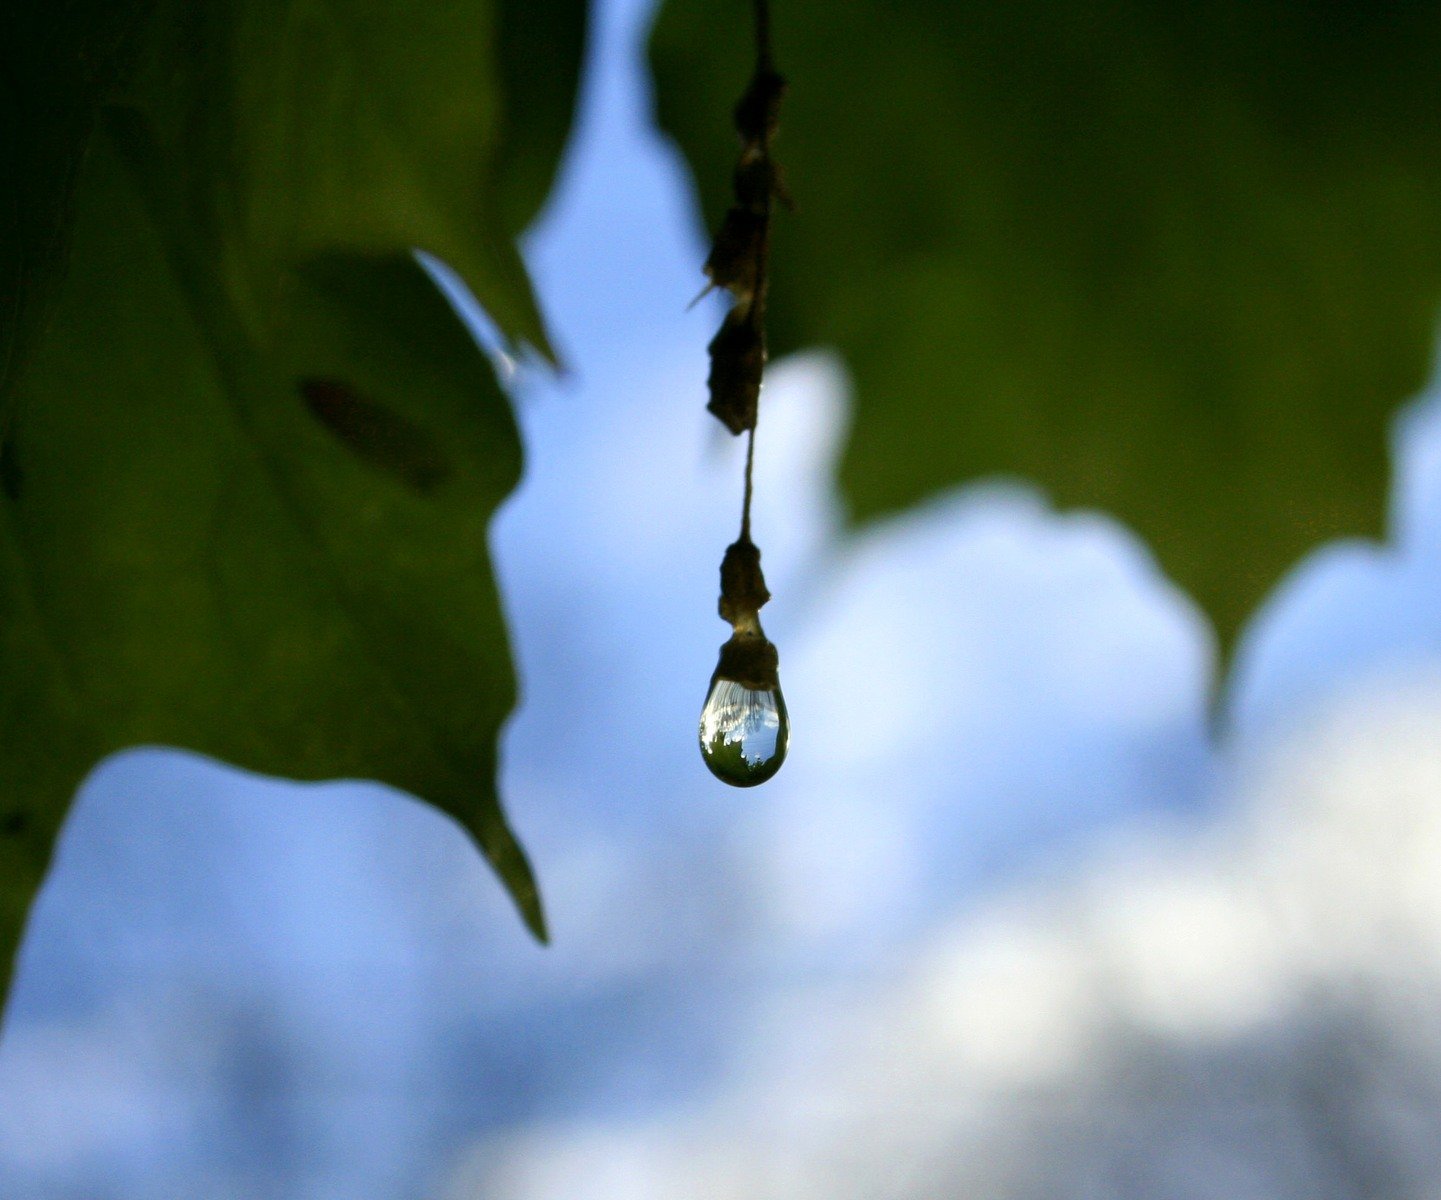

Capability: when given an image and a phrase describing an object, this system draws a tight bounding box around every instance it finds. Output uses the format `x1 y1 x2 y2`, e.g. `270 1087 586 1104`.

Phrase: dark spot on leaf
1 436 22 501
299 378 451 494
1 809 28 838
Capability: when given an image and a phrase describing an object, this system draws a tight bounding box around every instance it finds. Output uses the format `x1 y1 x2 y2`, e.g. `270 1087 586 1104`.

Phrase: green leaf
1 0 588 1012
0 0 151 416
649 0 1441 654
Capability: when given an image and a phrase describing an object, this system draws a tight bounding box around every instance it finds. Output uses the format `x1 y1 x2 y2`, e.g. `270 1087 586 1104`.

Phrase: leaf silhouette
0 0 587 1012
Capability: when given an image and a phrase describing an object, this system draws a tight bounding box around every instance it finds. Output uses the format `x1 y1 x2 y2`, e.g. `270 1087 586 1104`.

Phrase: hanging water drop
699 675 789 787
699 626 788 786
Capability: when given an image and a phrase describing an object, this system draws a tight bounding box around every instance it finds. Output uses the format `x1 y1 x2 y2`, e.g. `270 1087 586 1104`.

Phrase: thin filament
740 425 756 543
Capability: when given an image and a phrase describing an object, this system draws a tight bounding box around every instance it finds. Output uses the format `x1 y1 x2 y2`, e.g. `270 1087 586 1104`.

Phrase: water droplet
699 676 789 787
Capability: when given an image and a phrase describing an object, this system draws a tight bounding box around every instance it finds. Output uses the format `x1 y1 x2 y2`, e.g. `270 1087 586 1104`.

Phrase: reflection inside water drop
699 677 789 787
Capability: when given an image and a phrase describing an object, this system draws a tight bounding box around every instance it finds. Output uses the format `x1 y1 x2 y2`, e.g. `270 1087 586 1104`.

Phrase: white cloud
447 679 1441 1200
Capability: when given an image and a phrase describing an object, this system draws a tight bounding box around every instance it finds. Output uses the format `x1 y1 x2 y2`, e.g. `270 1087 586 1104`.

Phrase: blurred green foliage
650 0 1441 654
0 0 587 1014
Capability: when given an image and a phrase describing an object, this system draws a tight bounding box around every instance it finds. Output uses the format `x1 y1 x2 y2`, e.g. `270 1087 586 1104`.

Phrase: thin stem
740 424 756 543
739 0 775 546
753 0 772 69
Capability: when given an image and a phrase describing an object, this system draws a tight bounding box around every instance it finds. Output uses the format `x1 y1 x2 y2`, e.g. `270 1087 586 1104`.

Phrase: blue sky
7 0 1441 1196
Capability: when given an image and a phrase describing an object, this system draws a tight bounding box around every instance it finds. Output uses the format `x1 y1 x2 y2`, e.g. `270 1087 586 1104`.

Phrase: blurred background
8 0 1441 1196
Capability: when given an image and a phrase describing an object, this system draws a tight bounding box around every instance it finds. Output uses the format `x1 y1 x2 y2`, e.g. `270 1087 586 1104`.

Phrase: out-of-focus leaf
0 1 150 417
1 0 588 1014
650 0 1441 654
